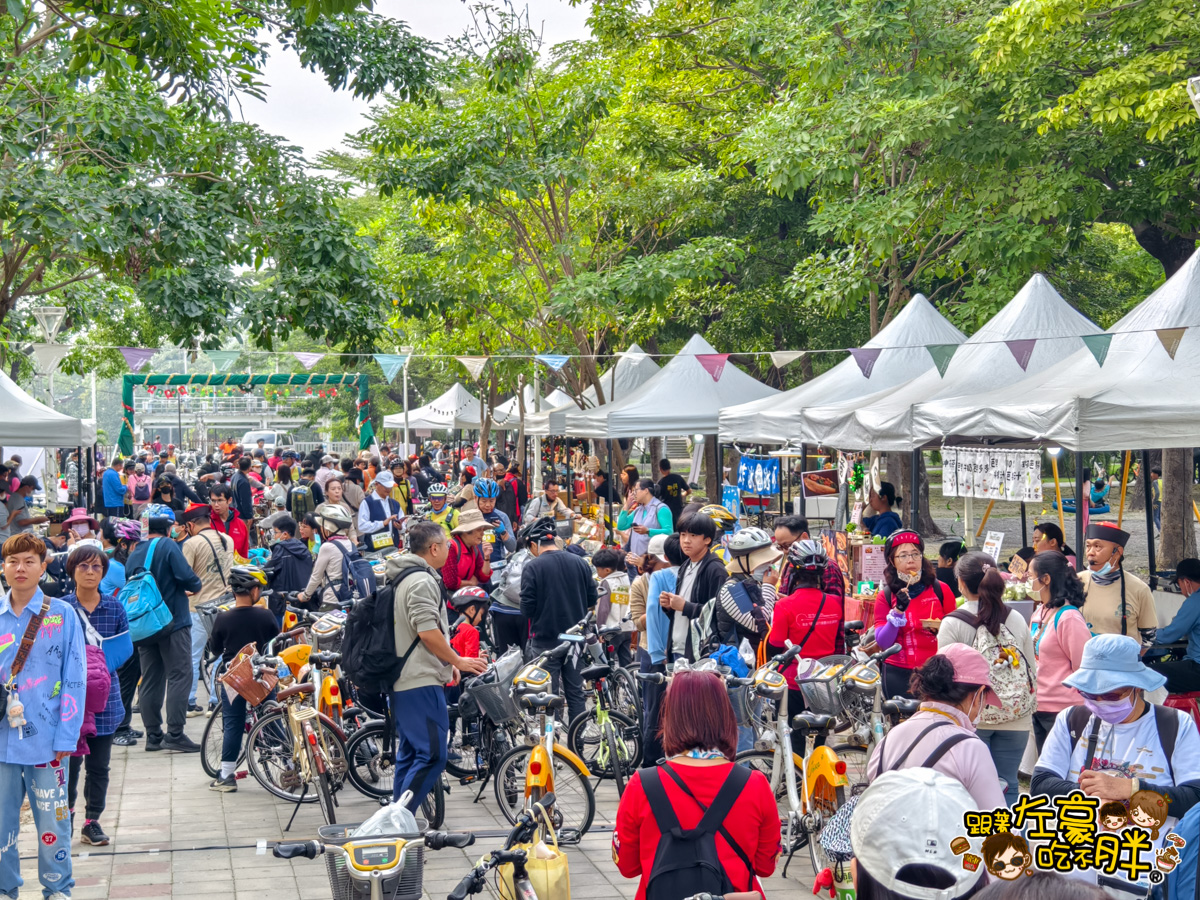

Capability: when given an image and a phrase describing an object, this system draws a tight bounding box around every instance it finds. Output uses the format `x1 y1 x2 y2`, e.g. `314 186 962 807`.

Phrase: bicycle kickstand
284 782 310 833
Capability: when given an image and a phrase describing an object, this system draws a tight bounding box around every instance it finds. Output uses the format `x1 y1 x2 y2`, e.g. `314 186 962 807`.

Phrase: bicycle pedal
459 777 476 785
235 771 249 780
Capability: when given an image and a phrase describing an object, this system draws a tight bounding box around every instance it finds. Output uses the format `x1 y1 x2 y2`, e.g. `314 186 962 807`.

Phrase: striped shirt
64 593 127 736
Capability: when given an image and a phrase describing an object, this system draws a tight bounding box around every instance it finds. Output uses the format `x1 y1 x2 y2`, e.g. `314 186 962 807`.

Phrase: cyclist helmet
884 530 925 562
143 503 175 522
449 586 490 609
787 539 828 571
313 503 353 535
472 477 500 499
229 565 269 593
427 483 450 499
696 504 737 533
112 519 142 542
726 526 772 557
517 517 557 547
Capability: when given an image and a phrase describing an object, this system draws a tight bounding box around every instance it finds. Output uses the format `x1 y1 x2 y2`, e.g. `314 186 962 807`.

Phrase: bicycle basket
195 600 223 637
469 681 521 724
797 655 853 717
317 824 423 900
217 642 278 706
728 682 753 727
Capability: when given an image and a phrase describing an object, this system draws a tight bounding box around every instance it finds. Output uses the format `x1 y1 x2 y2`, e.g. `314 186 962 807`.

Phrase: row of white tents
432 246 1200 454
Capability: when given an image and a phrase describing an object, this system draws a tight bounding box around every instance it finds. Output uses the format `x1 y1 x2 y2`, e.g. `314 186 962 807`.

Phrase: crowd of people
6 432 1200 900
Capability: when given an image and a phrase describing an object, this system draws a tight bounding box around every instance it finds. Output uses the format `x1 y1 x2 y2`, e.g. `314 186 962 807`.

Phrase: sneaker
145 735 164 752
80 820 110 846
206 702 218 718
186 703 204 718
112 732 138 747
162 733 201 753
209 776 237 793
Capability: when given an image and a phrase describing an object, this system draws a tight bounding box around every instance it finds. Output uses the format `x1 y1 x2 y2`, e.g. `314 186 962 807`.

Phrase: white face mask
751 564 772 583
966 688 986 727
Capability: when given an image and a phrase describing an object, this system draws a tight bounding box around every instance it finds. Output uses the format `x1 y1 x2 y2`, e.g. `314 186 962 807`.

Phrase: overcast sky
242 1 593 160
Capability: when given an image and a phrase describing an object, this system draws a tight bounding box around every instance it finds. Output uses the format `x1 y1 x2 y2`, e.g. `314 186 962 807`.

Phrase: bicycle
448 794 557 900
733 644 852 880
444 646 526 799
492 639 596 839
274 829 475 900
565 642 642 794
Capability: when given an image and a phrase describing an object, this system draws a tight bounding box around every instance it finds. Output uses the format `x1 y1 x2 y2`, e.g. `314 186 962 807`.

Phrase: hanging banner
926 344 958 378
535 354 570 371
206 350 241 373
120 347 156 372
736 455 780 496
456 356 490 380
696 353 730 382
849 348 882 379
769 350 805 369
1004 339 1037 371
941 448 958 497
30 343 68 375
1081 334 1112 368
1156 327 1185 360
373 354 408 384
293 352 325 370
940 446 1042 503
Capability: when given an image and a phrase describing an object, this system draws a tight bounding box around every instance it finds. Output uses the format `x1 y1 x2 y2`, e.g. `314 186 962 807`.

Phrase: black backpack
640 762 754 900
329 540 378 603
341 567 426 694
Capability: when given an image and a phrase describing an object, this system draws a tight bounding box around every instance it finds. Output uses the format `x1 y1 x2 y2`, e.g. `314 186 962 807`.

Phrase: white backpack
972 622 1035 726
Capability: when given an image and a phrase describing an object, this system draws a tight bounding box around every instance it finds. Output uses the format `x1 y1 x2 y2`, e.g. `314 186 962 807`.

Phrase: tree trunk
887 451 944 538
1131 223 1196 279
1159 448 1196 569
704 435 721 502
1128 450 1162 511
649 438 663 480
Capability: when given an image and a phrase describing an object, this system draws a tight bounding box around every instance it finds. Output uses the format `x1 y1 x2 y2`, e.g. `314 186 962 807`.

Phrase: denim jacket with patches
0 589 87 764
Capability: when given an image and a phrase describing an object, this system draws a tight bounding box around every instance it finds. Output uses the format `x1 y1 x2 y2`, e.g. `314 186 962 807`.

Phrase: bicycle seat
597 625 624 638
311 651 341 666
843 620 864 632
792 712 835 733
518 692 565 711
580 664 612 682
883 698 920 718
276 683 316 701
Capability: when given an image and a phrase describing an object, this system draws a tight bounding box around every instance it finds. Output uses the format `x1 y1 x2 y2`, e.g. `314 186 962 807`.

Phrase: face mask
1093 560 1113 578
751 565 771 584
1083 694 1135 724
963 689 985 729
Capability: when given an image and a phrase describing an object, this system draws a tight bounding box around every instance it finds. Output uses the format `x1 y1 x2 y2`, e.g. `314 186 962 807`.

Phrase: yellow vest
430 506 459 535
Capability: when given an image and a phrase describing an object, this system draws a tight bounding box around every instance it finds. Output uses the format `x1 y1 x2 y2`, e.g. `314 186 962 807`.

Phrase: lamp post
31 305 67 407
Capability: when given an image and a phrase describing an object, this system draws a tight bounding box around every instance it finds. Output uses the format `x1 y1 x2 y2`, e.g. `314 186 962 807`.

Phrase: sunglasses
74 563 104 574
1078 689 1131 702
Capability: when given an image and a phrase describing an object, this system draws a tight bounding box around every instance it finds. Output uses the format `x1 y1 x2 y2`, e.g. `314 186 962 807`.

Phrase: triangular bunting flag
30 343 68 375
925 344 958 378
206 350 241 373
293 352 325 371
849 348 882 379
120 347 156 372
373 354 408 384
456 356 490 380
1082 333 1113 367
535 354 570 371
696 353 730 382
769 350 805 369
1156 327 1186 360
1005 339 1037 371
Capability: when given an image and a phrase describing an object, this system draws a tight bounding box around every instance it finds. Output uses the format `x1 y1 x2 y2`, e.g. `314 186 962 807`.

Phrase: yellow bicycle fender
279 643 311 678
804 745 850 796
525 744 553 793
320 681 342 717
552 746 592 778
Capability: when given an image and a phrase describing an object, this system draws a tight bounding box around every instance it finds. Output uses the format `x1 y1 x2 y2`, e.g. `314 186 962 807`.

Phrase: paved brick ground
12 713 816 899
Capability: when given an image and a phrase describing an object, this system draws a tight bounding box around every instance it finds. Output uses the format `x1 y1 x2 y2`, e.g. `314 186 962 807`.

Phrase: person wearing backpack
1032 635 1200 898
613 670 779 900
387 521 487 811
179 503 235 716
298 505 356 608
866 645 1007 809
1027 550 1091 752
286 467 323 519
124 510 204 752
937 550 1037 806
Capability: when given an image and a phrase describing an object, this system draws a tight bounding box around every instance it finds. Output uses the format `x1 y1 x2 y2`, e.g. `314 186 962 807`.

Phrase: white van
240 430 294 454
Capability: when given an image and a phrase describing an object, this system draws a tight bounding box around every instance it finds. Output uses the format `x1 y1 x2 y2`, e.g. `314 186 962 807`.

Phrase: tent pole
606 437 614 545
975 500 996 539
1020 502 1027 548
1050 455 1066 536
1117 450 1132 530
1074 451 1085 572
1143 450 1157 587
910 449 920 534
798 443 807 518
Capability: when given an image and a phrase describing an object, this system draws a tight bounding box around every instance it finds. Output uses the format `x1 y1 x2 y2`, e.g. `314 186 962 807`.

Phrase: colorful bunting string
535 354 570 371
1156 327 1185 360
456 356 490 380
696 353 730 382
1081 334 1112 367
1004 339 1037 371
120 347 157 372
206 350 241 373
849 348 882 379
769 350 805 369
925 344 958 378
30 343 68 375
373 354 408 384
293 352 325 370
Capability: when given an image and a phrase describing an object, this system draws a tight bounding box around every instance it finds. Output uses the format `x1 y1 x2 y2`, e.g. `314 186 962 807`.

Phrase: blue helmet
472 477 499 499
143 503 175 522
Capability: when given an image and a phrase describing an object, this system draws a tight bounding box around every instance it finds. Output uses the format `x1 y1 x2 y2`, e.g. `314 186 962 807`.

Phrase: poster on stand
801 468 839 499
721 484 741 518
982 530 1005 562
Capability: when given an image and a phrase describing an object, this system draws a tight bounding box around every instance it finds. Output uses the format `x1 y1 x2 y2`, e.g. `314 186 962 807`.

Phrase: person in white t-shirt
1032 633 1200 899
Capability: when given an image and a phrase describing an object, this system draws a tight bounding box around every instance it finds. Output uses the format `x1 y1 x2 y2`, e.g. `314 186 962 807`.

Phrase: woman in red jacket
872 530 957 701
613 670 780 900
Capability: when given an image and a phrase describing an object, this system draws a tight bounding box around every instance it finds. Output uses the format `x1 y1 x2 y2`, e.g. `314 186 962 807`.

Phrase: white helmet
314 503 353 535
726 526 772 557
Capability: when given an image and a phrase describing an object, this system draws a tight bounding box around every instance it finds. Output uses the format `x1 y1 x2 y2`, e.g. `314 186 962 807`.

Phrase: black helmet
517 517 557 547
787 539 828 571
229 565 268 593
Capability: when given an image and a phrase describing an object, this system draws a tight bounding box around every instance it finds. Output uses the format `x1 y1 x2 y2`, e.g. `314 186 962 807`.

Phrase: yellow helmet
697 504 737 532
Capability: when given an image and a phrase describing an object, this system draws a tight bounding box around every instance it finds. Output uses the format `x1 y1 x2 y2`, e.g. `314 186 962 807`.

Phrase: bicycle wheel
201 704 224 779
566 709 641 782
247 710 347 803
493 746 596 837
308 742 338 825
445 716 483 781
806 768 847 877
343 721 394 799
735 749 797 825
421 775 445 830
610 668 641 723
829 742 871 794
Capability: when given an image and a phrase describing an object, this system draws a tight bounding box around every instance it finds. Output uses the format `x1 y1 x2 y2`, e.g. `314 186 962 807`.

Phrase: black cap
1085 522 1130 547
1175 558 1200 584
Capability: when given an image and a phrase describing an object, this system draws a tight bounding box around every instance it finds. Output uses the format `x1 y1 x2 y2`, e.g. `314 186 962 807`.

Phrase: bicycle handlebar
425 832 476 851
636 671 666 685
273 840 322 860
872 643 902 662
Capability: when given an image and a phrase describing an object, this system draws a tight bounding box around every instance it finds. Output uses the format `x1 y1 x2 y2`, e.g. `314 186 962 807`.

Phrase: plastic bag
738 638 756 669
356 792 419 836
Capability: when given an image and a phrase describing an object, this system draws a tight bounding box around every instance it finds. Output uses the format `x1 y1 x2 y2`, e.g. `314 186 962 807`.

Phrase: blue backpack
118 539 173 642
1168 803 1199 899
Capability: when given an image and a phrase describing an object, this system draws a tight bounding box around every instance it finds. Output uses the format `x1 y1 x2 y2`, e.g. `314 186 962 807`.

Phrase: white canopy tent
382 383 483 432
795 274 1102 451
925 249 1200 450
491 385 545 429
0 371 97 445
564 334 779 439
717 294 966 444
524 344 661 437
